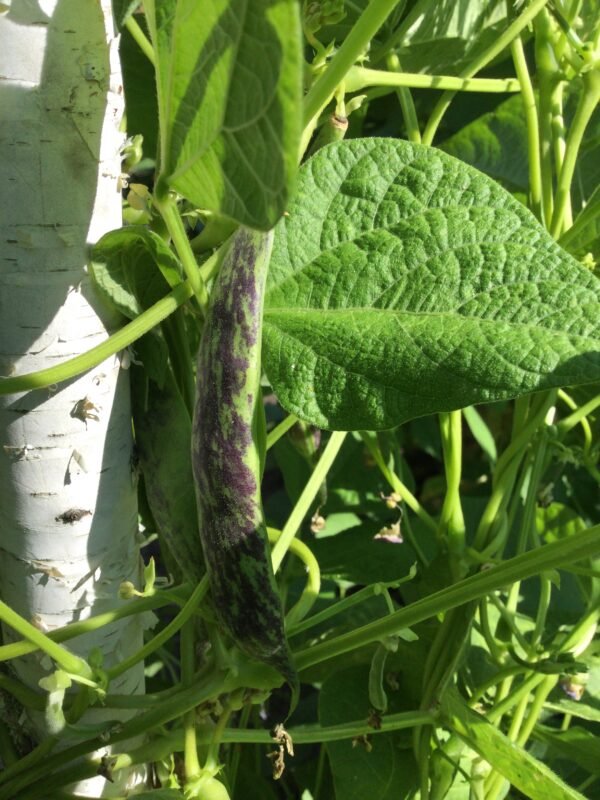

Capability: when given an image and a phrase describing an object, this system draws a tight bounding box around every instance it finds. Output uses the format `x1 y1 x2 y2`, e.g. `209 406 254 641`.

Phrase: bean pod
192 227 297 695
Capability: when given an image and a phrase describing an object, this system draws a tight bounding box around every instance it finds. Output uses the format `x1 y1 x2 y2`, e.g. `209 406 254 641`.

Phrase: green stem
469 664 526 706
294 524 600 671
0 671 230 800
530 574 552 654
203 704 232 775
551 81 571 229
154 193 209 309
556 389 594 451
551 70 600 238
303 0 404 128
487 594 530 654
266 413 299 450
0 673 45 715
360 430 438 537
439 411 466 565
124 15 155 65
288 574 413 637
473 392 555 551
386 53 421 142
487 672 547 725
422 0 550 146
0 281 193 395
511 36 544 221
0 599 93 680
105 577 209 681
478 600 506 664
516 674 556 746
535 9 559 227
558 608 600 655
0 736 57 789
344 66 521 94
162 311 195 416
267 527 321 626
4 707 435 800
0 588 190 662
271 431 347 572
181 619 202 783
516 423 551 556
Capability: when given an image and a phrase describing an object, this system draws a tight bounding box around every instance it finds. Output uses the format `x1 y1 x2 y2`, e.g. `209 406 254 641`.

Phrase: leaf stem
0 599 93 680
154 193 209 309
287 571 414 637
124 15 155 65
551 69 600 238
386 53 421 142
105 577 209 681
267 527 321 626
556 389 594 451
303 0 404 128
422 0 550 146
535 9 559 227
473 392 555 551
360 430 437 537
0 588 190 662
439 411 466 566
344 66 521 94
294 524 600 670
0 282 193 395
271 431 346 572
511 35 544 221
266 413 299 450
181 619 202 783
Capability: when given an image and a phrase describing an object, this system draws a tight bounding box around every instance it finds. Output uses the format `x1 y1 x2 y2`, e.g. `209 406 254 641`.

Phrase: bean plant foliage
3 1 600 799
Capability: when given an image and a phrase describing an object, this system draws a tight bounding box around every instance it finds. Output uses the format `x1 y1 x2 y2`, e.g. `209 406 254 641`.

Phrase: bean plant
2 0 600 798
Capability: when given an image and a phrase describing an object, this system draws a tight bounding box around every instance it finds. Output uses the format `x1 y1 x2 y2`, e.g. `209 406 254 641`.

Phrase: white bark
0 0 146 794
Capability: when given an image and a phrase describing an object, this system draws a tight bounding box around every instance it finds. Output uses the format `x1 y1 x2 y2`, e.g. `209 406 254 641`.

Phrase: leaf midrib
264 306 600 343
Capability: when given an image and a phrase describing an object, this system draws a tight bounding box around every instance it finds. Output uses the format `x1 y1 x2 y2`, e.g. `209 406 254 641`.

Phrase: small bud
311 512 326 533
380 491 402 509
119 581 139 600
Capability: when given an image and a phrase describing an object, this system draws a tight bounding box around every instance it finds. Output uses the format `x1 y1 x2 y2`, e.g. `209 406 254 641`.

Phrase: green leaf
442 689 586 800
462 406 497 462
145 0 303 229
440 95 529 191
311 524 416 584
392 0 509 75
90 226 181 319
534 725 600 776
319 666 417 800
264 138 600 430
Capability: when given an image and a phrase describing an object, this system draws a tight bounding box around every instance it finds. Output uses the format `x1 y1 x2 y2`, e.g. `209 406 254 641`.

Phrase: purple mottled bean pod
192 227 296 694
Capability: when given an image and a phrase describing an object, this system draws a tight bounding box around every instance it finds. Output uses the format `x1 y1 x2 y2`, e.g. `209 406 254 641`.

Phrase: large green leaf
145 0 302 229
263 138 600 430
391 0 508 75
442 689 586 800
319 666 417 800
533 725 600 776
440 95 529 191
90 226 181 319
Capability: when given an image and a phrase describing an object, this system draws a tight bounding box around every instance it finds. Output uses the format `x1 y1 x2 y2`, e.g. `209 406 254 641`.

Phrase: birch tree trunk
0 0 145 794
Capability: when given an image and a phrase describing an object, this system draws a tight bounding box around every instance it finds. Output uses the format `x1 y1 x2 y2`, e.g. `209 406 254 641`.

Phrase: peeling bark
0 1 145 794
